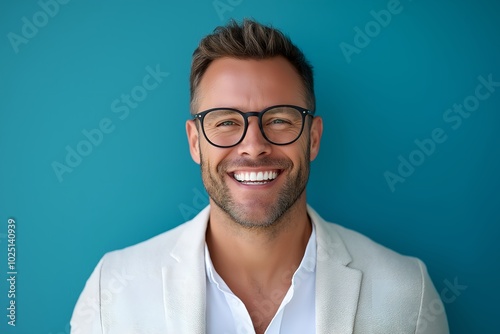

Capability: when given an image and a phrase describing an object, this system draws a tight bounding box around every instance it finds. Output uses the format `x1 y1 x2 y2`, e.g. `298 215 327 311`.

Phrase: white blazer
70 205 449 333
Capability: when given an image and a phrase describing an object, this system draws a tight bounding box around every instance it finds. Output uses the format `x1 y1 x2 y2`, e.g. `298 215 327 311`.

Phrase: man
71 19 449 333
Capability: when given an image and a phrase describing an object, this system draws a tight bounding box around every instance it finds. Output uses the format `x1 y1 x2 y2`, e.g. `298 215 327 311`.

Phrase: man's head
186 19 322 230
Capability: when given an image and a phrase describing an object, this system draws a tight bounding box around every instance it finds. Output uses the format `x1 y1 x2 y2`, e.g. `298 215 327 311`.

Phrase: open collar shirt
204 224 317 334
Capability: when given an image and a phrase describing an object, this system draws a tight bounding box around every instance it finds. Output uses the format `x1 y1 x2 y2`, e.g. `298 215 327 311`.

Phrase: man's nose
236 117 271 157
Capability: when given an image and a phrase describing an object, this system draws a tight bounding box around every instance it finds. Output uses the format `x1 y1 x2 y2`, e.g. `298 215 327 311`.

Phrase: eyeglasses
193 105 314 148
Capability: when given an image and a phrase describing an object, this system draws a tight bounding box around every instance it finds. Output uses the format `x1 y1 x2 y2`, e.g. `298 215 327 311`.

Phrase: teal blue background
1 0 499 332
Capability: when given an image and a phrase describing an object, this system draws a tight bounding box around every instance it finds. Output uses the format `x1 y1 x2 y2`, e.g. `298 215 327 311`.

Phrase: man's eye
217 120 237 127
270 118 292 125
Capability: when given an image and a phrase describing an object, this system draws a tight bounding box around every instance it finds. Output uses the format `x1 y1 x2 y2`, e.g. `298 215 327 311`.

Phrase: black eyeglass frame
192 104 315 148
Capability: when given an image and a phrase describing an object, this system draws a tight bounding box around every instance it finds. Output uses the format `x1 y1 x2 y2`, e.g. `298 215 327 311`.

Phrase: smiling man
71 19 449 334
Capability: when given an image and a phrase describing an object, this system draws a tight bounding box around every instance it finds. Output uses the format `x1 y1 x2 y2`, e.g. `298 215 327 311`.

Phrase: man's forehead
196 57 306 111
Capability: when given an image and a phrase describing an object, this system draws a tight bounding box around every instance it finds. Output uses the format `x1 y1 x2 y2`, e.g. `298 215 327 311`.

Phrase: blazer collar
162 206 210 334
308 205 362 334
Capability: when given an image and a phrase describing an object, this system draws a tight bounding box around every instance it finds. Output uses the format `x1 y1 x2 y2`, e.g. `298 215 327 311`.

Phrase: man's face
186 56 322 228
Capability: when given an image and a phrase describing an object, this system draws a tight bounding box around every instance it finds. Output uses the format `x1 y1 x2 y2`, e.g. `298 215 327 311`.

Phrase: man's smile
231 169 281 185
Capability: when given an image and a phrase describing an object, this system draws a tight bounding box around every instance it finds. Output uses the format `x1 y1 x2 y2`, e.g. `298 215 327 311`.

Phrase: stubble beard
199 145 311 230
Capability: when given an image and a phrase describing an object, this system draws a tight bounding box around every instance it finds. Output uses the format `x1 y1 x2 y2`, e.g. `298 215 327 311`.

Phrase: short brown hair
190 19 315 113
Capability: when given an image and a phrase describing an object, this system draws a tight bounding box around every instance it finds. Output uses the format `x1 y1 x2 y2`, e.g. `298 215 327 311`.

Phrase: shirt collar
297 222 317 273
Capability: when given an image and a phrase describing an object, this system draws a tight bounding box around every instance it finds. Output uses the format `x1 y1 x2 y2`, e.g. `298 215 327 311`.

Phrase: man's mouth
231 170 281 185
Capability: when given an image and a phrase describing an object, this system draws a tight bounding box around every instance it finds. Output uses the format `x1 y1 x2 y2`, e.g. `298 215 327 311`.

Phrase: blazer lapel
309 206 362 334
162 206 210 333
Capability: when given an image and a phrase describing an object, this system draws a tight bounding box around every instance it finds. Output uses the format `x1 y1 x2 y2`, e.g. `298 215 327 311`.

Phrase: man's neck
205 198 312 289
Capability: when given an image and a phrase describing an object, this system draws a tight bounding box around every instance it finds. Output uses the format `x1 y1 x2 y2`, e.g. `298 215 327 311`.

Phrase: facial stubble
199 139 311 230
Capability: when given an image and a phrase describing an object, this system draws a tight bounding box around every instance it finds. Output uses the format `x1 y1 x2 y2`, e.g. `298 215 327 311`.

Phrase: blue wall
0 0 499 332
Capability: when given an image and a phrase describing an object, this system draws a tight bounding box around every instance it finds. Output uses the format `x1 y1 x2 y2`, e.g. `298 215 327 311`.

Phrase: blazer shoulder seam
413 258 426 334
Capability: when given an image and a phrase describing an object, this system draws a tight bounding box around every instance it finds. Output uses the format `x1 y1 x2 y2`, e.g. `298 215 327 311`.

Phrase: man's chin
224 204 283 229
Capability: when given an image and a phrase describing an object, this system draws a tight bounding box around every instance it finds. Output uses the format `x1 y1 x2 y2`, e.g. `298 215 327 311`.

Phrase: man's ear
186 120 201 164
309 116 323 161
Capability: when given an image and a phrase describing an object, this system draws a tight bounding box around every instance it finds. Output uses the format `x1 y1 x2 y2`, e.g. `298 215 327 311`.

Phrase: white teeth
233 171 278 182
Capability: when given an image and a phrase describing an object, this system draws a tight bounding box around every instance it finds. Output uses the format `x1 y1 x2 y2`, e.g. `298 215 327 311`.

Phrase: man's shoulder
311 209 448 333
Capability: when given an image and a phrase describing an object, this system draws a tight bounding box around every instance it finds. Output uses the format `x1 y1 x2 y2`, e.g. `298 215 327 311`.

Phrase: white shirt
205 224 317 334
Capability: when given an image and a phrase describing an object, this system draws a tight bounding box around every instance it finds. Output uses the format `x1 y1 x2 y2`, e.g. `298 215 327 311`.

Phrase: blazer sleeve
70 258 104 334
414 259 449 334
